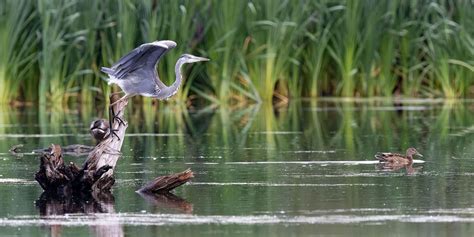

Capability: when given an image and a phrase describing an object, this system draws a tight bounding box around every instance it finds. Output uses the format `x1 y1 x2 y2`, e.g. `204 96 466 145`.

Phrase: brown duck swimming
375 147 423 166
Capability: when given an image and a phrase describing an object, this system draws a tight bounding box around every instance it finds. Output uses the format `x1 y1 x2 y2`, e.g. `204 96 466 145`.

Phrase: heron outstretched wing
101 40 177 89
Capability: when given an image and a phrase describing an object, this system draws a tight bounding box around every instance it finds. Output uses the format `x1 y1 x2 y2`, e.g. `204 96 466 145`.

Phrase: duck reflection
375 162 423 175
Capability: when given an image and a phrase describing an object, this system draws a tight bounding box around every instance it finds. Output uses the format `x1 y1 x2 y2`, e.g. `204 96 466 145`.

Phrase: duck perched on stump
375 147 423 166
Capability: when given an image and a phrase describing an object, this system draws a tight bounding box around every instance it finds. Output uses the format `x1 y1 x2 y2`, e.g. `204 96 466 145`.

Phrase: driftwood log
35 94 193 196
138 168 194 193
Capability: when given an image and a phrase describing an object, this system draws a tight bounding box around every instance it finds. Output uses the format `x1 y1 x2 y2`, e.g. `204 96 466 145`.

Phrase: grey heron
100 40 209 139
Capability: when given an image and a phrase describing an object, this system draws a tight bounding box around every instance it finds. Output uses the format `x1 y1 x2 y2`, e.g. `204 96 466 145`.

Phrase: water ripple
225 160 425 165
0 133 183 138
189 182 382 187
0 178 36 185
2 212 474 226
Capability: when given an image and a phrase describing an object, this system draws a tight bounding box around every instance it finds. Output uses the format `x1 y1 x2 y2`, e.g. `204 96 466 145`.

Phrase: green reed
37 0 87 106
301 2 333 97
0 0 38 103
0 0 472 106
326 0 360 97
243 0 311 102
205 0 247 104
424 1 473 98
74 1 103 104
153 0 204 104
396 1 428 97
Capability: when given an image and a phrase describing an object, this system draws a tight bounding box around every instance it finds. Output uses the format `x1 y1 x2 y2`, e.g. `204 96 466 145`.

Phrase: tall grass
424 1 474 98
204 0 247 104
74 1 103 105
327 1 360 97
37 0 87 107
0 0 472 106
0 0 38 103
244 0 312 102
301 2 333 97
150 0 204 104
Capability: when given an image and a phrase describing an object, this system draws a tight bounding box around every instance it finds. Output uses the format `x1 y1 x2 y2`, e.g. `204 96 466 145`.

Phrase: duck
375 147 423 166
90 119 110 142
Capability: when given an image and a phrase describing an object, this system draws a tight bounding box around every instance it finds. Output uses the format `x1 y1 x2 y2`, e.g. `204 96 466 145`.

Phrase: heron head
179 54 210 64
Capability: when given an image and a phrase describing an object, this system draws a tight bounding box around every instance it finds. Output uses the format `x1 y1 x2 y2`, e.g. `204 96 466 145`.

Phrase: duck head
406 147 423 158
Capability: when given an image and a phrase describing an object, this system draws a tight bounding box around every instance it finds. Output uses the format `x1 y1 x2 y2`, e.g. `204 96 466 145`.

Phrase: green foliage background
0 0 472 106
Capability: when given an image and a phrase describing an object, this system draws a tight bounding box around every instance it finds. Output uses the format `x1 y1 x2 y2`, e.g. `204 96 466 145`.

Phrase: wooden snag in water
138 168 194 194
80 93 129 193
34 94 193 195
34 144 80 194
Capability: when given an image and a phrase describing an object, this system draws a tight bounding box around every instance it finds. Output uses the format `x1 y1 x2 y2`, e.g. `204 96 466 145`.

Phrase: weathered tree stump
80 94 129 193
34 94 193 196
35 144 80 194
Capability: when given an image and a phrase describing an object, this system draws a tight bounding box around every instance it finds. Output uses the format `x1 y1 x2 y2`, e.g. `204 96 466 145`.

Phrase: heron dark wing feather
112 52 148 78
111 45 159 79
116 48 155 73
106 42 175 81
111 45 147 69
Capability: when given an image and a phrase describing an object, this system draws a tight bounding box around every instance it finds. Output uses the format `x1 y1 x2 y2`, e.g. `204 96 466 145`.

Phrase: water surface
1 99 474 236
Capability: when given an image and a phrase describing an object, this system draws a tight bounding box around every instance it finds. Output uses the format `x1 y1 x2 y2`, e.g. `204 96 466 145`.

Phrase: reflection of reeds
3 99 474 167
329 102 356 153
0 1 472 106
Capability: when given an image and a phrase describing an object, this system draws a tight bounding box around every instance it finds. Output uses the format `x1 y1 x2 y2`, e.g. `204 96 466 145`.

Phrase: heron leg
108 94 129 140
109 105 126 126
107 107 120 141
109 93 128 126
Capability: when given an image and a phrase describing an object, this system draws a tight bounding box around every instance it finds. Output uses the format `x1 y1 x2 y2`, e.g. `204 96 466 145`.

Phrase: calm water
1 99 474 236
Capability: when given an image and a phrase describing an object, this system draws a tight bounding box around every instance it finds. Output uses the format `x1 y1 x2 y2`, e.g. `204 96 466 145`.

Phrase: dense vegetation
0 0 472 106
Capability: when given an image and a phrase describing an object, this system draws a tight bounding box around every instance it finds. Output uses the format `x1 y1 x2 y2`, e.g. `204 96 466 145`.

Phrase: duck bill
416 152 423 158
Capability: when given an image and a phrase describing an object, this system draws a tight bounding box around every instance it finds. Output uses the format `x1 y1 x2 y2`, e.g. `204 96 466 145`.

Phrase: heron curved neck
171 59 186 90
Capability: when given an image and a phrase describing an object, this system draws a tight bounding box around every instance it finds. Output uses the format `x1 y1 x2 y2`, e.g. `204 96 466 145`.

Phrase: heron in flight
102 40 208 102
101 40 209 139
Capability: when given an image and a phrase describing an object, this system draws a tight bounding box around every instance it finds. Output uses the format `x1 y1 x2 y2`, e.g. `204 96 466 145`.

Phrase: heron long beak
195 56 210 62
